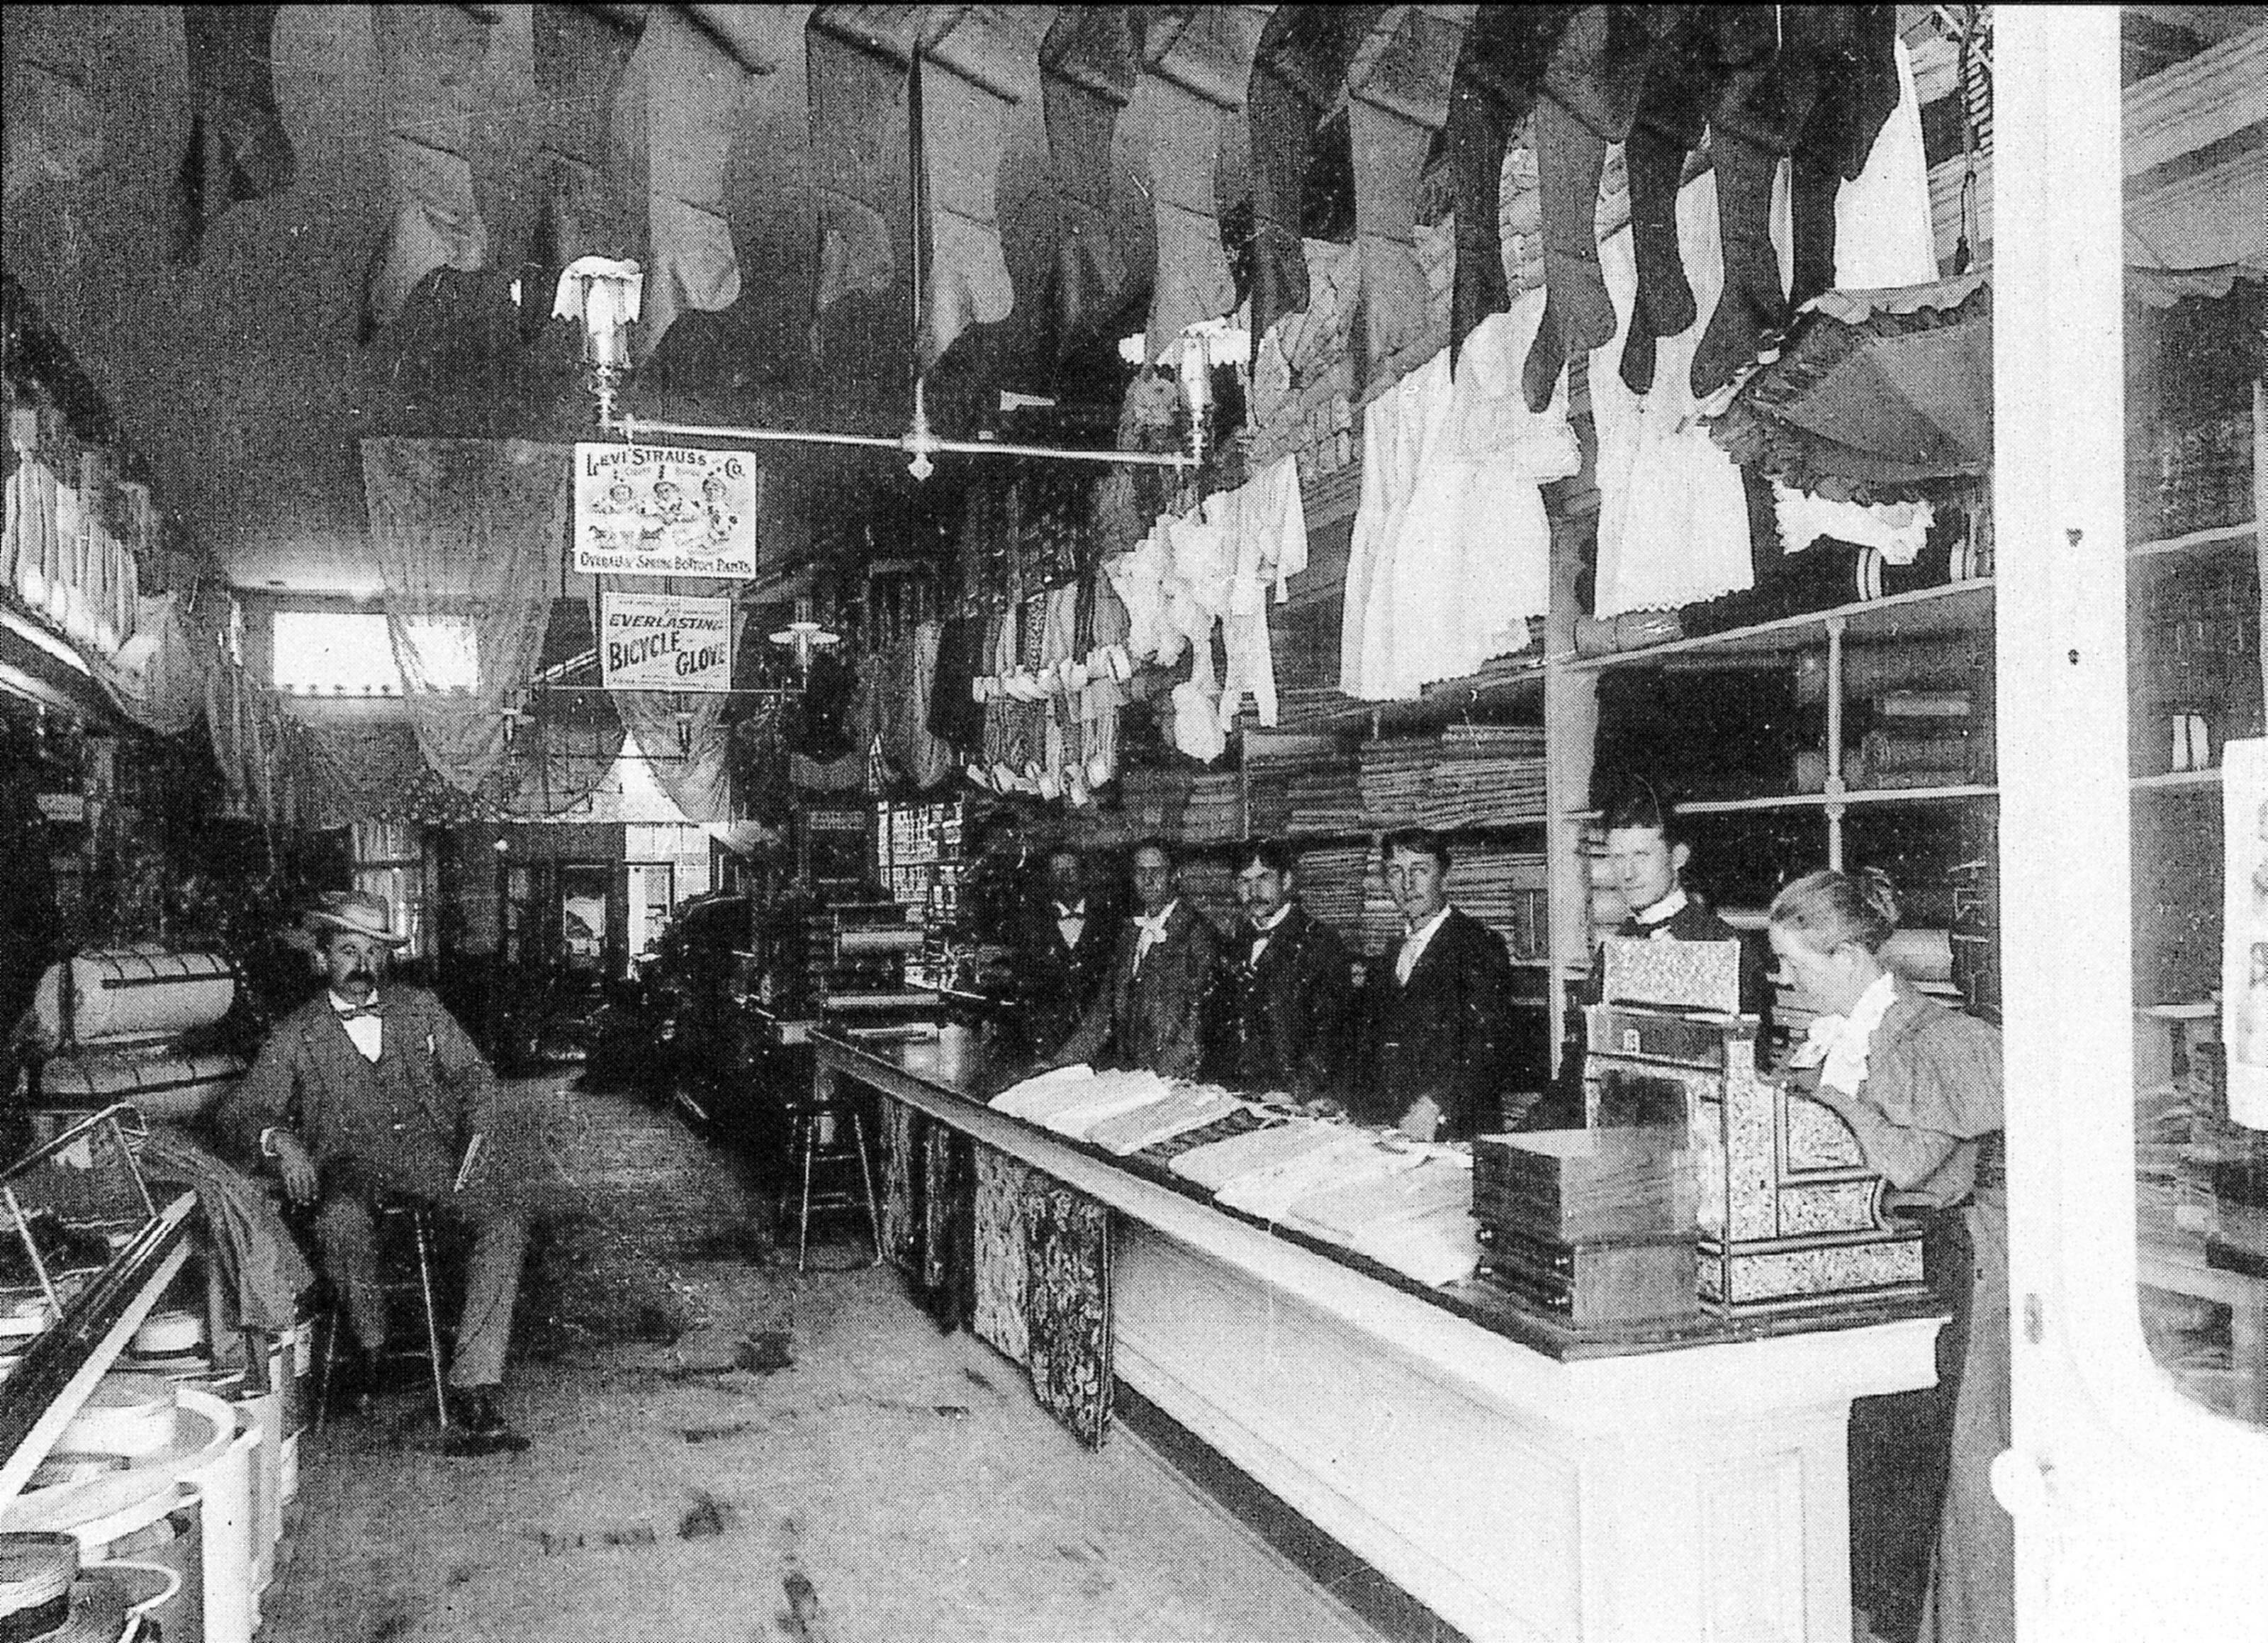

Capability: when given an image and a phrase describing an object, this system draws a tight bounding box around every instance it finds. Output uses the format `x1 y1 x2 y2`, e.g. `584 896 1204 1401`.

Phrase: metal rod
605 408 1192 470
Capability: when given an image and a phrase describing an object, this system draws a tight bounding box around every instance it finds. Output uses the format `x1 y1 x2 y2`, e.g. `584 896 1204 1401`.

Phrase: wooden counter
812 1028 1948 1643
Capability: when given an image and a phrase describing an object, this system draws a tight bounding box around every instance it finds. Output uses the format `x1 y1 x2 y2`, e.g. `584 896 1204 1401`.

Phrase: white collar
1632 885 1689 926
1250 904 1293 936
1403 906 1451 943
1791 970 1900 1094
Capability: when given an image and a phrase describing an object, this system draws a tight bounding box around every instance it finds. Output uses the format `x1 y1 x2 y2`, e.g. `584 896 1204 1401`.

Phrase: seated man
218 890 528 1454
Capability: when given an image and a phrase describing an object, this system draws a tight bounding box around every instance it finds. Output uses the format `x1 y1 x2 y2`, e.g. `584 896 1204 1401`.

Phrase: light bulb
907 449 934 482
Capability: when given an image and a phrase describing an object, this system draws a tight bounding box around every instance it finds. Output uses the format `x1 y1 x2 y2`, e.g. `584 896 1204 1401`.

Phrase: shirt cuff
260 1126 284 1157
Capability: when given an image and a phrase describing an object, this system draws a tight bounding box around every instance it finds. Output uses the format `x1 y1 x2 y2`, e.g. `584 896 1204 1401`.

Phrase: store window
271 610 478 695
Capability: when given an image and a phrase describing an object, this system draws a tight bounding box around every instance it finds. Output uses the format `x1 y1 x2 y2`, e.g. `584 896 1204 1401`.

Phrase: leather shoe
444 1386 529 1455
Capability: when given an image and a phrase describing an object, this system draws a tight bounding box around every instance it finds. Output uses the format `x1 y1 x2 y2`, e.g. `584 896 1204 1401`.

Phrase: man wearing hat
218 890 529 1454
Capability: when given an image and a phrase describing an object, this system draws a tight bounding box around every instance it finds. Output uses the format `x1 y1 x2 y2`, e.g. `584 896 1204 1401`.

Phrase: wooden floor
259 1077 1406 1643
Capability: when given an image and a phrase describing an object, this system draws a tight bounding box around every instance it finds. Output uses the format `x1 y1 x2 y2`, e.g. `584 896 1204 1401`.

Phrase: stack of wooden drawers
1471 1128 1700 1327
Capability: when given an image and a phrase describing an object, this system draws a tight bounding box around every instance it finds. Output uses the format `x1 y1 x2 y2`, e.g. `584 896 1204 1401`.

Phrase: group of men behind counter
989 782 1770 1141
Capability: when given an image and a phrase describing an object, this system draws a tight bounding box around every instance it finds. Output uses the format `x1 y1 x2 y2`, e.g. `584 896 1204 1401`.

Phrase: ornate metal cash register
1582 936 1928 1315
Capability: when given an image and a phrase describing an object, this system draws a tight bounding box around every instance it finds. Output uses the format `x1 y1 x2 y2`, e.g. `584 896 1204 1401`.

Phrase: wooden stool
314 1198 451 1430
780 1102 883 1273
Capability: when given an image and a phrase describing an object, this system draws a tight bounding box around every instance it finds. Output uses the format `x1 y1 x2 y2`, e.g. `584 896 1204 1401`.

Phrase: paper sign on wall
573 442 758 577
599 591 732 692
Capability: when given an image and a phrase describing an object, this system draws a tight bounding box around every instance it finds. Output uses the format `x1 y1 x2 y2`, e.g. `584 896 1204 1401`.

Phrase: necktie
1133 912 1171 972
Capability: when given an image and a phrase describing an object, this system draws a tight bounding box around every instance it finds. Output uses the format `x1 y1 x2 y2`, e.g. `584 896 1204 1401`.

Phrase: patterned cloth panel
972 1143 1033 1367
1022 1177 1113 1449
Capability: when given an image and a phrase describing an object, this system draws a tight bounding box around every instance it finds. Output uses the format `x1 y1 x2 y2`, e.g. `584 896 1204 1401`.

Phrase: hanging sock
1617 118 1692 393
1786 5 1902 309
1445 6 1576 364
1688 125 1787 402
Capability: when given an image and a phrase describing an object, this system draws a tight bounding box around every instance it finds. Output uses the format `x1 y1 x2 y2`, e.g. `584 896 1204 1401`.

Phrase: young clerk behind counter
1050 839 1220 1080
1527 780 1773 1131
1214 839 1354 1107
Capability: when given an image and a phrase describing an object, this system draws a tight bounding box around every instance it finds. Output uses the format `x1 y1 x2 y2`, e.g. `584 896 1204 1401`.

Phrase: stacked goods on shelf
1117 768 1193 835
2131 407 2255 542
1423 725 1546 829
1243 764 1293 836
2128 548 2262 777
1846 690 1992 789
1284 759 1363 836
1294 843 1369 937
1357 737 1434 826
1450 849 1549 963
1471 1128 1700 1325
1181 773 1242 843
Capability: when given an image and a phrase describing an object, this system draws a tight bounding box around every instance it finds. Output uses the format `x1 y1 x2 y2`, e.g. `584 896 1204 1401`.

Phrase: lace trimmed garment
1340 348 1454 699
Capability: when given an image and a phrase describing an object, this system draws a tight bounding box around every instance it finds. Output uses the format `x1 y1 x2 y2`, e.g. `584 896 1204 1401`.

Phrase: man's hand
270 1132 318 1206
1398 1094 1444 1143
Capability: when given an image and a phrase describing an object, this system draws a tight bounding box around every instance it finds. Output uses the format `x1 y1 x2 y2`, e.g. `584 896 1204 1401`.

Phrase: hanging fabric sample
361 6 517 341
172 4 295 264
1590 168 1758 617
972 1144 1034 1366
359 439 569 796
1021 1177 1114 1449
1128 6 1268 359
1040 8 1140 356
1247 6 1386 352
634 8 751 362
1342 6 1470 387
878 1096 920 1275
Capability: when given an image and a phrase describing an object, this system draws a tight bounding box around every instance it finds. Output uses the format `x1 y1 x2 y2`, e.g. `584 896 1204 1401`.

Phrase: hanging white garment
1832 38 1939 291
1590 168 1759 617
1339 348 1454 699
1386 293 1578 692
1104 520 1177 664
1773 38 1942 561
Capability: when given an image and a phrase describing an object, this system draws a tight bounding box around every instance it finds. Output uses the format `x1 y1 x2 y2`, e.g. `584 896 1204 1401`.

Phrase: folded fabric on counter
1276 1152 1474 1245
990 1063 1099 1119
1350 1199 1483 1287
1170 1116 1346 1191
1135 1105 1281 1167
1212 1132 1430 1223
1033 1070 1178 1139
1083 1087 1248 1155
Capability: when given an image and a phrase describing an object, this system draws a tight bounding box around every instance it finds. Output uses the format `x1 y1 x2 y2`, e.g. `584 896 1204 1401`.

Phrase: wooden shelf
2133 768 2223 791
1560 580 1994 673
1303 659 1547 735
1678 783 1999 816
2128 519 2256 563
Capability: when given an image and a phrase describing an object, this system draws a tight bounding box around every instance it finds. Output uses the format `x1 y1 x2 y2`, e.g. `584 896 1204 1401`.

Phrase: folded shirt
1350 1200 1484 1288
991 1064 1097 1118
1032 1070 1176 1140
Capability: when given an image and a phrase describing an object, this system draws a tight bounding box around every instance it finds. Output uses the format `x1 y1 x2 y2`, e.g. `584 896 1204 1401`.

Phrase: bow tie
1133 912 1172 941
335 1002 383 1021
1056 904 1085 921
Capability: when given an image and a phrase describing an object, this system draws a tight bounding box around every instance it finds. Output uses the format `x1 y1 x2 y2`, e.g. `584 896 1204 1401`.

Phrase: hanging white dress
1590 166 1758 618
1386 291 1579 693
1338 347 1454 700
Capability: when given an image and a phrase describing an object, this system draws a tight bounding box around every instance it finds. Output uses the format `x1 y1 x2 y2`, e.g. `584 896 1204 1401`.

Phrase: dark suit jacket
1057 901 1221 1080
1355 907 1518 1139
1015 897 1119 1058
1220 903 1354 1104
217 987 497 1202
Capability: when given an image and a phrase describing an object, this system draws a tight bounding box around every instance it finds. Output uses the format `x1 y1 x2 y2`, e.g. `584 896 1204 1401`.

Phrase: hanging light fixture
769 598 840 676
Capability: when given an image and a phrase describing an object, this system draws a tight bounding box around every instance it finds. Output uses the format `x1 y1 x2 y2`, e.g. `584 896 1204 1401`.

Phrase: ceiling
5 6 2245 607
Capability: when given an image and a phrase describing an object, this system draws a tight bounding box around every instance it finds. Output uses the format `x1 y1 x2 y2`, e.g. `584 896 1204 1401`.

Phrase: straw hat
0 1531 132 1642
303 890 411 948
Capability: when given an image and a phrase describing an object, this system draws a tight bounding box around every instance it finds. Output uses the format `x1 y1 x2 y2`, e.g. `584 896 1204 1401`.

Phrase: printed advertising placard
599 591 732 693
573 442 758 577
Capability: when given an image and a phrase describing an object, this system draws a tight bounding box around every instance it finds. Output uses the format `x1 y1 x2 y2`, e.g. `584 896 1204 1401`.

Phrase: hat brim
304 911 411 948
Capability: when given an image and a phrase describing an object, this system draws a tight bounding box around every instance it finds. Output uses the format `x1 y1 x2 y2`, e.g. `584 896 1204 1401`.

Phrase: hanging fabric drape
606 574 737 823
1038 8 1140 357
88 590 215 736
633 7 754 363
288 714 500 829
359 438 568 797
171 4 296 264
1344 7 1470 389
1129 7 1269 360
360 6 526 341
